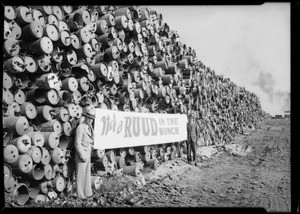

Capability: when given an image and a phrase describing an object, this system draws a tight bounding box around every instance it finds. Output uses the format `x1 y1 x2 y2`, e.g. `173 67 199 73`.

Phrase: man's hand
80 157 87 162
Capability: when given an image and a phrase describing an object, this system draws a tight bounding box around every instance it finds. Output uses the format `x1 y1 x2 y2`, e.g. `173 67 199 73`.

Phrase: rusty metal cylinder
29 37 53 55
52 174 66 192
15 6 33 26
3 126 14 147
5 177 18 195
142 152 151 162
9 20 22 40
20 21 44 41
67 12 84 31
115 7 132 19
47 14 59 27
39 119 62 134
19 102 37 120
24 163 44 180
41 147 51 165
97 32 114 48
8 134 32 154
42 24 59 42
57 90 72 107
5 102 21 117
26 146 42 164
36 105 54 122
58 20 70 32
150 148 158 159
23 55 38 73
77 76 90 93
31 8 45 24
4 55 26 74
59 135 72 150
61 77 78 92
11 154 33 175
91 63 108 79
3 71 14 90
74 7 91 25
93 155 108 171
91 149 105 159
4 6 17 21
54 30 71 48
166 64 178 74
169 150 177 160
134 151 142 162
68 33 81 50
75 43 94 59
123 164 142 177
39 180 51 194
125 19 134 31
11 183 30 206
12 76 30 96
26 88 59 106
4 144 19 164
3 89 15 106
106 150 116 163
3 37 20 57
145 158 159 170
74 26 92 44
43 163 53 181
50 147 65 165
34 54 52 73
95 19 108 35
35 73 60 90
27 183 40 200
91 176 102 190
52 6 64 20
4 163 12 185
26 131 44 147
51 106 70 123
154 60 168 71
34 194 47 203
105 45 119 60
61 122 73 137
43 132 60 149
100 13 115 27
134 89 144 99
67 103 78 118
3 116 29 136
33 6 53 16
115 15 128 30
115 148 127 158
114 156 126 169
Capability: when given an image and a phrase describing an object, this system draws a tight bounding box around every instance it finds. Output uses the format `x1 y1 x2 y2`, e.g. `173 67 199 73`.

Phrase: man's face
86 117 94 125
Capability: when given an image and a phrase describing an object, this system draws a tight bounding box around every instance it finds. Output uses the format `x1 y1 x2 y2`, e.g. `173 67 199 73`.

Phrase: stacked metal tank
3 5 268 206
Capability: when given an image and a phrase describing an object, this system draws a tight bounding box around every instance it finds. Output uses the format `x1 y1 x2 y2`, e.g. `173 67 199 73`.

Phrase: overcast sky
150 4 290 116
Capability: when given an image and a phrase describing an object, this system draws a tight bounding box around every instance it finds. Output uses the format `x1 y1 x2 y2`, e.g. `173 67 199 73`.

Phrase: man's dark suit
186 120 199 163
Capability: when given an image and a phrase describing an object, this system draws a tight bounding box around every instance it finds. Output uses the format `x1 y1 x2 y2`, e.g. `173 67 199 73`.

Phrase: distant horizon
150 4 290 116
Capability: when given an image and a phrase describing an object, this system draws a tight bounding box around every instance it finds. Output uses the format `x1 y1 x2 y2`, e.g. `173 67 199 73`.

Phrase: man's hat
83 105 96 119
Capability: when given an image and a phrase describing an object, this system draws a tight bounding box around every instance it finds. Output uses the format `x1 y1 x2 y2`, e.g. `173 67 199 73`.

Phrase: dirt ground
111 118 291 211
22 118 291 211
136 118 291 211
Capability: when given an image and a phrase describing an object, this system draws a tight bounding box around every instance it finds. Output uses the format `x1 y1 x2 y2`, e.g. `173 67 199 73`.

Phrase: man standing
75 105 95 199
186 113 200 166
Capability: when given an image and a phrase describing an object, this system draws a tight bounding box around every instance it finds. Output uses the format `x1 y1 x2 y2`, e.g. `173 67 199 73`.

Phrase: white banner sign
93 109 188 150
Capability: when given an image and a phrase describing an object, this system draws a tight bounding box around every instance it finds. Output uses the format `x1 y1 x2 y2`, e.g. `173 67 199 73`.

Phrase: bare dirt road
136 118 291 212
23 118 291 212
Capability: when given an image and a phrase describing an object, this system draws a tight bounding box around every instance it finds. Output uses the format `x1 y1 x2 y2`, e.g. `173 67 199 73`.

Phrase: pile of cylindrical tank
3 5 270 206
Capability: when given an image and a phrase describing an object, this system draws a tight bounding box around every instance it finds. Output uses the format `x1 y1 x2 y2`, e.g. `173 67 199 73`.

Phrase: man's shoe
194 162 198 166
